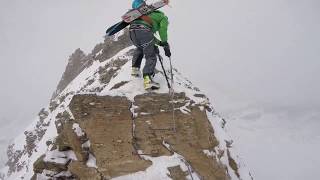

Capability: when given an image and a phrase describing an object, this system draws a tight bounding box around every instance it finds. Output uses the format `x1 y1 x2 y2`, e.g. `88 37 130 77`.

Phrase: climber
129 0 171 90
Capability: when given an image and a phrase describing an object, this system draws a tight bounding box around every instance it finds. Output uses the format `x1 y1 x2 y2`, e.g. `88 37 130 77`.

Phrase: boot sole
131 74 141 77
145 85 160 91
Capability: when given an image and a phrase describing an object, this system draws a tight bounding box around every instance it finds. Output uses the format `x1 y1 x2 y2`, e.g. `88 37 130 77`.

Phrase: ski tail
106 21 129 36
105 0 169 37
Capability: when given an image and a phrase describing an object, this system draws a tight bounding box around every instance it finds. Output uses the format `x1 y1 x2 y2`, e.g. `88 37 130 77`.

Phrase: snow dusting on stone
72 123 85 137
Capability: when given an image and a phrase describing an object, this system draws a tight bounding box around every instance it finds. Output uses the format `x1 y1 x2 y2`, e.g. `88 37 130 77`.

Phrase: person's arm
151 11 169 43
158 15 169 43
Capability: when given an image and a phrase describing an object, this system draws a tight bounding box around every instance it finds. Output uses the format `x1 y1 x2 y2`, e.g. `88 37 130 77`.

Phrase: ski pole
168 56 176 132
168 57 174 96
157 54 171 89
169 57 173 83
158 54 176 133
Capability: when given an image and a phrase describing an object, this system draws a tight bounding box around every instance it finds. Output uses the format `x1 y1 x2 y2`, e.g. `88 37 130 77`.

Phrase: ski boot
131 67 141 77
143 75 160 90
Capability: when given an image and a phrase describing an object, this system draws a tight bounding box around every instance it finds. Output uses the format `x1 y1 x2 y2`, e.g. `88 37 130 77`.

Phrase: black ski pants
129 25 157 77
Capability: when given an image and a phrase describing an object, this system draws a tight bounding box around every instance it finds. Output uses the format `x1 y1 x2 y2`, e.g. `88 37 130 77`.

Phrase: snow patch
207 112 253 180
179 102 191 114
43 150 77 164
203 150 215 157
113 152 200 180
72 123 85 137
82 140 91 149
86 153 97 168
140 112 151 116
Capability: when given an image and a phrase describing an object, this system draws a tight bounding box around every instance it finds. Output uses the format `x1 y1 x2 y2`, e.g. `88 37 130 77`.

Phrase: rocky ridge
0 30 253 180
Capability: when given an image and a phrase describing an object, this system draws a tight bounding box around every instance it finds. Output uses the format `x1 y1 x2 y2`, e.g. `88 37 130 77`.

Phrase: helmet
132 0 144 9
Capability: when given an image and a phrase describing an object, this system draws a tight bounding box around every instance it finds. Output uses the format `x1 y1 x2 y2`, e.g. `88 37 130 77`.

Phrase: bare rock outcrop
133 93 229 180
94 29 132 62
29 93 232 179
52 49 88 99
52 29 132 99
69 95 152 179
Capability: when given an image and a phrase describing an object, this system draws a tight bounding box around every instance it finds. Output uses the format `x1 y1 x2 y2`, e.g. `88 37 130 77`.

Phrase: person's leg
141 38 160 89
132 48 143 68
142 43 157 77
130 29 159 89
129 30 144 76
131 30 157 77
130 29 157 76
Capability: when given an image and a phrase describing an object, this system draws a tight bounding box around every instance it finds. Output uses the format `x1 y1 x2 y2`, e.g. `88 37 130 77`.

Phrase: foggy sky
0 0 319 154
168 0 320 110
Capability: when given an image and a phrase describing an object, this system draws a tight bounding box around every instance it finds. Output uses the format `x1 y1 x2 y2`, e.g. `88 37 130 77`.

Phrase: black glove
159 42 171 57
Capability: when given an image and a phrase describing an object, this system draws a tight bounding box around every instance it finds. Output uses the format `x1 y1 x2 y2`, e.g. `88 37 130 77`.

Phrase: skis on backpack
106 21 130 36
106 0 169 36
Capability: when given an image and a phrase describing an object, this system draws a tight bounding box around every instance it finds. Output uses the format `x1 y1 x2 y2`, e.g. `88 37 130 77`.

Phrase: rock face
69 95 152 179
1 28 253 180
133 93 229 180
29 93 230 179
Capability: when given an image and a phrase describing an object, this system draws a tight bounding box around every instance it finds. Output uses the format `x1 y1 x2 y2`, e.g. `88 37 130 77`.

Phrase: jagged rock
49 100 59 112
52 48 89 99
55 131 72 152
96 28 132 62
167 165 188 180
38 108 49 121
194 94 207 98
24 131 37 157
35 117 50 142
6 144 24 175
69 95 152 178
133 93 228 180
33 155 46 174
51 29 132 99
33 155 68 174
54 110 89 162
55 111 73 135
46 140 53 147
55 121 89 162
68 161 102 180
31 171 74 180
110 81 129 90
98 57 129 84
6 108 52 175
227 150 240 178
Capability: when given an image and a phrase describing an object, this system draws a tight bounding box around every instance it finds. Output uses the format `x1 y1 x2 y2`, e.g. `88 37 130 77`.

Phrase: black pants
129 27 157 76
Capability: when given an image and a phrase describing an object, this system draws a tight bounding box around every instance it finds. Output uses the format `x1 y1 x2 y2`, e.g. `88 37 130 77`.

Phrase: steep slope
0 30 253 180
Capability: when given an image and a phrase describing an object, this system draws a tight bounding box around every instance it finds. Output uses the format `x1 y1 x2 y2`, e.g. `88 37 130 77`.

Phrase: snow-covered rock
0 30 253 180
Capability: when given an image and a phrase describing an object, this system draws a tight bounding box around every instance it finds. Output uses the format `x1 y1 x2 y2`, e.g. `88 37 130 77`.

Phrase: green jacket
133 10 169 45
